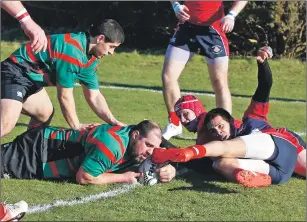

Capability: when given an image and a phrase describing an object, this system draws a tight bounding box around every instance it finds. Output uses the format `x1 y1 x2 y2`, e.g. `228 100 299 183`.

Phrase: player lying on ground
1 120 176 185
152 47 304 187
0 200 28 222
173 46 306 179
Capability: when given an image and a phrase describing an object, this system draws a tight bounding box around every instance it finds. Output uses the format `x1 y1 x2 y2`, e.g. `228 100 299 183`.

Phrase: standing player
1 1 47 54
162 0 248 140
1 19 126 138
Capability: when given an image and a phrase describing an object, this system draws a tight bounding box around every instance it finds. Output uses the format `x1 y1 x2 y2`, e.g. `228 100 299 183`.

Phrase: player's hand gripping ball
138 158 158 186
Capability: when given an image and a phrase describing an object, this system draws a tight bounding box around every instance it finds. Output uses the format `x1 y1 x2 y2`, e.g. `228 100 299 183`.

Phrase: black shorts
1 59 42 102
1 127 84 179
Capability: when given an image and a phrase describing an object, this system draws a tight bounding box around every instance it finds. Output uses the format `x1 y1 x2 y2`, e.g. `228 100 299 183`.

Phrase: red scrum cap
174 95 206 118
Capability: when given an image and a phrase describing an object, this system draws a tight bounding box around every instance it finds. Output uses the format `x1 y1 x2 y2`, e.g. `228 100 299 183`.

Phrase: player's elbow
76 168 94 185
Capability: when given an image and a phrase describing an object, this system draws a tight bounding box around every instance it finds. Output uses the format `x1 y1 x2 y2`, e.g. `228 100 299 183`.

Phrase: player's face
92 35 121 59
177 109 198 132
131 129 162 163
207 115 231 141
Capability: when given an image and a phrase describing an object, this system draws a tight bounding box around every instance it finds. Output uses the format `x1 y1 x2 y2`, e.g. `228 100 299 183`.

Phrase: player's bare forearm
76 170 134 185
230 1 248 15
83 87 118 125
57 85 80 129
1 1 25 17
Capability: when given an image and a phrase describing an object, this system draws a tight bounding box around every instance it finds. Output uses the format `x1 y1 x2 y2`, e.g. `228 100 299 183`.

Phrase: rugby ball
138 158 158 186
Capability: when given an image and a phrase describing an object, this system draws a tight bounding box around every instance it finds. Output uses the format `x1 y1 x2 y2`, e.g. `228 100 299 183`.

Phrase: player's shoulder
92 125 132 152
50 32 87 55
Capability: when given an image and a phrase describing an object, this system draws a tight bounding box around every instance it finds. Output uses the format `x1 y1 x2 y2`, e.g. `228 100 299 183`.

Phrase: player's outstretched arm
252 46 273 103
1 1 47 53
76 168 141 185
82 86 126 126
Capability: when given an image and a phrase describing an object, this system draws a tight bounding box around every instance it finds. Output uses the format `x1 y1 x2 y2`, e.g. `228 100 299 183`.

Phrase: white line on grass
28 183 140 214
75 83 305 104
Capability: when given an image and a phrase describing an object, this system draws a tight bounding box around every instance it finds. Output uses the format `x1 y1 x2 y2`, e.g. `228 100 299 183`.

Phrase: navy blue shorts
268 135 298 184
169 22 229 60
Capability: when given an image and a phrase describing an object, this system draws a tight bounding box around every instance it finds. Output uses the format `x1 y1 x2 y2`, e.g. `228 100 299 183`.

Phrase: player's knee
1 122 14 137
162 72 175 84
211 79 229 92
32 107 54 127
212 158 236 173
42 107 55 126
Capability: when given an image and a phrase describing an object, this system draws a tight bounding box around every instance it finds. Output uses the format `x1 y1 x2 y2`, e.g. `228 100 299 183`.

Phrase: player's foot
162 122 182 140
234 169 272 188
151 148 196 164
0 200 28 222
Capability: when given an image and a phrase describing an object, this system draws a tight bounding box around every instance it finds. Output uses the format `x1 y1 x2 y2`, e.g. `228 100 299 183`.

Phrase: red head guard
174 95 206 118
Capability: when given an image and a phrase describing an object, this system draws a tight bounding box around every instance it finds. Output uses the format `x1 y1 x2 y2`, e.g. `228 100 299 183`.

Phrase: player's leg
0 98 23 138
196 25 232 113
162 24 195 140
0 201 28 222
0 79 26 138
207 61 231 113
1 60 42 137
152 133 276 163
1 126 46 179
21 88 54 129
213 158 272 187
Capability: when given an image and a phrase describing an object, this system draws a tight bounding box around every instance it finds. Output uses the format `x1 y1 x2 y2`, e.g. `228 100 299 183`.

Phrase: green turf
0 41 306 221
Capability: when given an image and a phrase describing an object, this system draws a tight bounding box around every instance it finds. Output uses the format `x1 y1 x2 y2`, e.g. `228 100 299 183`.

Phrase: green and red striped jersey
42 125 135 179
9 32 99 89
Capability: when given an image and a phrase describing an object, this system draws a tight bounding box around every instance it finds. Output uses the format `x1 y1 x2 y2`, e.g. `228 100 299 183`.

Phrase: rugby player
1 120 176 185
162 0 248 140
1 19 126 138
152 47 305 187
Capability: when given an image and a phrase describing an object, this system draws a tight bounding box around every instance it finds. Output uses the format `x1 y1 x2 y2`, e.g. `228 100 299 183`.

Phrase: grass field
1 41 306 221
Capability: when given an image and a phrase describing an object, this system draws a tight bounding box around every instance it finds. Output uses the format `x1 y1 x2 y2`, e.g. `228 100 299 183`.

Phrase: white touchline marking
74 83 306 104
28 183 140 214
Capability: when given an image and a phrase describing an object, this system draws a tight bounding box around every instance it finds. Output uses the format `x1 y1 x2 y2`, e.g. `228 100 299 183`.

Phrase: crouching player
153 46 305 187
1 120 176 185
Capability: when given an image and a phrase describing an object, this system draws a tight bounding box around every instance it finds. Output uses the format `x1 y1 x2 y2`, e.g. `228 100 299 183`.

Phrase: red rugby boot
234 169 272 188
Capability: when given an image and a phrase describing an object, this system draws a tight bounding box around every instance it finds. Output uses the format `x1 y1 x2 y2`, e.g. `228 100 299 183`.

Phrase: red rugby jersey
184 1 225 26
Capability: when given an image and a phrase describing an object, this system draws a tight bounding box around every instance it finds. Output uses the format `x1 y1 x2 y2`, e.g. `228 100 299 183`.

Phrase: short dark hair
131 120 162 138
198 108 235 142
89 19 125 44
203 108 234 129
